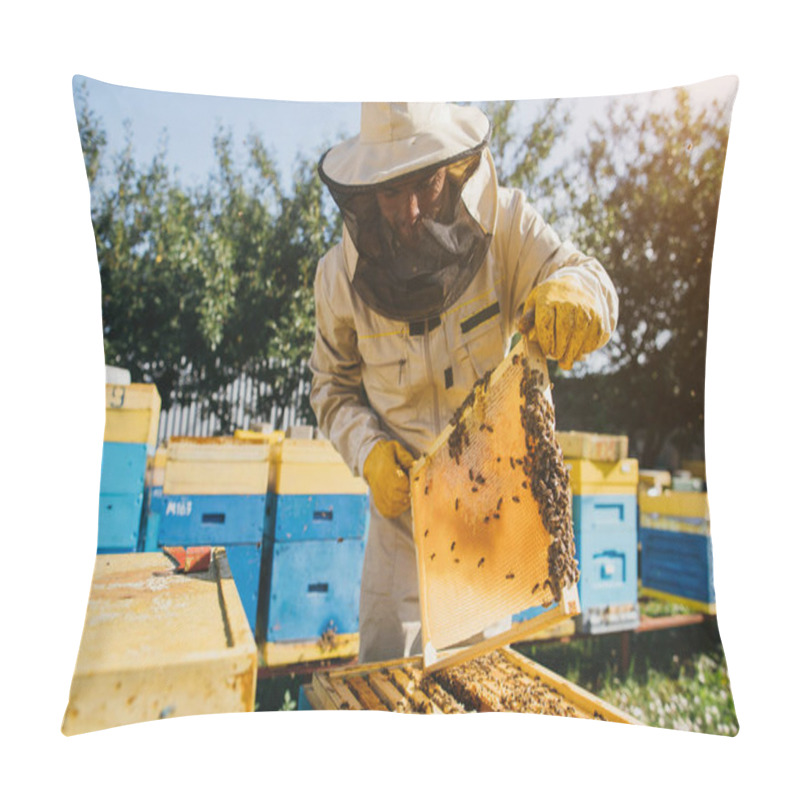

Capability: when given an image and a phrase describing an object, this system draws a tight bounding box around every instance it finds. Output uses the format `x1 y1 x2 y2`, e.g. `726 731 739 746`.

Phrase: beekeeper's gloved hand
363 440 415 518
521 274 609 370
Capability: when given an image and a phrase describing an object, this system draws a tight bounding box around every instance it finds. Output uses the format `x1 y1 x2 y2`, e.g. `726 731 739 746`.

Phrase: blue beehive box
268 493 369 542
156 494 267 546
98 492 144 553
97 442 148 554
639 491 715 613
139 485 163 553
261 537 366 642
640 527 715 607
572 494 639 633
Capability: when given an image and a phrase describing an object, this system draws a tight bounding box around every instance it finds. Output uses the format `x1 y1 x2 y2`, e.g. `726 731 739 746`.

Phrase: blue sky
75 74 737 196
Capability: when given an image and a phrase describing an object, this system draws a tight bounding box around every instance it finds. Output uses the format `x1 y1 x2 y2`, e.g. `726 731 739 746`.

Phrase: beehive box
565 458 639 496
638 491 715 613
259 434 368 668
268 437 368 495
639 469 672 493
163 436 271 495
62 548 257 735
104 383 161 453
556 431 629 462
571 494 639 633
303 646 640 723
410 339 580 671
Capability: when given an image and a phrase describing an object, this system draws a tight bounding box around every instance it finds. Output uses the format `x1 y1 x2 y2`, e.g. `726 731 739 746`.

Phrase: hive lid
410 338 580 672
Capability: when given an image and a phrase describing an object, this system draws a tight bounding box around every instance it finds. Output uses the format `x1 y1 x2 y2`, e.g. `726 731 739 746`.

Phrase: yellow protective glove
520 274 608 370
363 440 415 519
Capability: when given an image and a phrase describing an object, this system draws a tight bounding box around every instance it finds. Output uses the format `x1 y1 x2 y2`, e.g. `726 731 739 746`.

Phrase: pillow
65 75 738 737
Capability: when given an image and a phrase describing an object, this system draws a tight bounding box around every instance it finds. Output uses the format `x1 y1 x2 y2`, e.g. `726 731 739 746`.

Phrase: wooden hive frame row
306 647 640 724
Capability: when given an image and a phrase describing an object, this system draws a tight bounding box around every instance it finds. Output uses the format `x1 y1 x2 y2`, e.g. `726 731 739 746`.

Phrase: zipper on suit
398 358 407 383
422 325 441 434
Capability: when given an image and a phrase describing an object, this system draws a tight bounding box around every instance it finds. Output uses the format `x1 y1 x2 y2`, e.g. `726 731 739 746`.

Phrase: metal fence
155 364 313 444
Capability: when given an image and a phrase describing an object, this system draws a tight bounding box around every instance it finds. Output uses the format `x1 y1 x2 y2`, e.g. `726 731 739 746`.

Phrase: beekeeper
310 102 618 663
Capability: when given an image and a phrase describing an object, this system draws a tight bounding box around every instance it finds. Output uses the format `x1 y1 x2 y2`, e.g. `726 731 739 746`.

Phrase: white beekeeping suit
310 102 618 663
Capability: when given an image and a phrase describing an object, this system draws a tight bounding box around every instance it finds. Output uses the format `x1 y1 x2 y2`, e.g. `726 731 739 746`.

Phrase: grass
513 616 738 736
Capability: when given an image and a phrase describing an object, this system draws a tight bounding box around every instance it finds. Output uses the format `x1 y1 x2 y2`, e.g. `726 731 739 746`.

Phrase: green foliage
254 674 304 712
553 90 732 465
76 84 338 429
515 618 738 735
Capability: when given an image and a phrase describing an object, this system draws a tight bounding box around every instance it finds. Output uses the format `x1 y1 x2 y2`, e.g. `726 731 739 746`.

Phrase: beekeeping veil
318 103 494 322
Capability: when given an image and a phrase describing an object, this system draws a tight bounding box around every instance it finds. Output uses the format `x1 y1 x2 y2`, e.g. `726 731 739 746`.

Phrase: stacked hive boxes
565 453 640 633
638 490 715 613
259 437 369 668
153 436 273 633
98 383 161 553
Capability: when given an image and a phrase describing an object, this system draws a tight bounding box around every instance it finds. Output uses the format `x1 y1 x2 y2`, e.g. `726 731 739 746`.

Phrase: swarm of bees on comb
330 651 605 718
443 350 579 603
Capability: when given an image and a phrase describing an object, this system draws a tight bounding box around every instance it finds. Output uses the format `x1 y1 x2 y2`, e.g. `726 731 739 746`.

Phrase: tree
76 84 338 432
553 89 734 466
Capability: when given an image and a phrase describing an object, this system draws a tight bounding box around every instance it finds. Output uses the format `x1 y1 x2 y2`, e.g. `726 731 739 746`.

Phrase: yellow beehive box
104 383 161 451
163 436 271 495
638 469 672 493
269 438 367 495
233 428 286 445
639 490 710 534
260 633 360 668
565 458 639 496
556 430 629 462
62 548 257 736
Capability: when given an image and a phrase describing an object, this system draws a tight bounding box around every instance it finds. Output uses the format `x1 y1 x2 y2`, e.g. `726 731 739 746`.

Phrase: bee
477 557 485 568
496 457 502 463
512 496 520 503
522 481 528 490
472 486 479 493
485 425 494 433
506 572 515 580
455 498 459 511
454 558 460 564
493 513 500 520
424 485 429 495
430 553 436 561
484 516 491 523
531 582 540 594
469 468 474 481
512 354 520 366
423 529 429 538
510 458 515 470
496 498 503 510
413 475 420 482
451 541 456 551
476 474 485 485
479 423 486 431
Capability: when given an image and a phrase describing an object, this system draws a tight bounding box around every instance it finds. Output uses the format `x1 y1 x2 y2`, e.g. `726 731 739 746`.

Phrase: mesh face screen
411 340 577 651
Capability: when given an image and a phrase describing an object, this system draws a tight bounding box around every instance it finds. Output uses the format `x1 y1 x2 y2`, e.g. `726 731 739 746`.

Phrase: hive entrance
410 339 580 671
